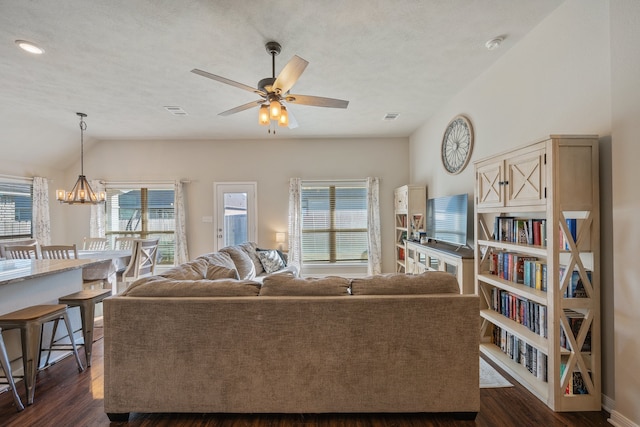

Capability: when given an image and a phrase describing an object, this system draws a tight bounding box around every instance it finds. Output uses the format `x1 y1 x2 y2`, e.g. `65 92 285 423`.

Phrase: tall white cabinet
474 135 600 411
393 185 426 273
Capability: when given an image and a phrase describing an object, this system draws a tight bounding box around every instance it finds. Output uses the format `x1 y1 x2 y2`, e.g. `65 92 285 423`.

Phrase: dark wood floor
0 326 611 427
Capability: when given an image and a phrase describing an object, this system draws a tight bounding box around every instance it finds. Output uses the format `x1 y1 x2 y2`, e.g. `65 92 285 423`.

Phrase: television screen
425 193 468 246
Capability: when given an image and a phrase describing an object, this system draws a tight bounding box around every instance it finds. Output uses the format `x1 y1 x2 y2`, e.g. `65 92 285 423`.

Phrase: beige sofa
103 256 480 422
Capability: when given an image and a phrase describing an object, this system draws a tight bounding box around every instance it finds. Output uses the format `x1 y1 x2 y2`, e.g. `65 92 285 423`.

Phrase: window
301 181 368 263
0 179 33 240
105 186 175 265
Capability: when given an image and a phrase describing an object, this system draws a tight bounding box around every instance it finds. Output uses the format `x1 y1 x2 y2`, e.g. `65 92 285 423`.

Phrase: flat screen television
425 193 469 247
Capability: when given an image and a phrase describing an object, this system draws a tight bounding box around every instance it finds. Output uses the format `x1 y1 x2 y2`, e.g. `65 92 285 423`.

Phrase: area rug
480 358 513 388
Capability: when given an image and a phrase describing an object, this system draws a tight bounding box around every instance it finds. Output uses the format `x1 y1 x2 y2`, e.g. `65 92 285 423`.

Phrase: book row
490 288 548 338
494 216 592 252
560 363 591 395
560 309 592 352
492 326 548 381
494 217 547 246
488 250 547 291
559 267 591 298
491 323 592 394
487 251 591 299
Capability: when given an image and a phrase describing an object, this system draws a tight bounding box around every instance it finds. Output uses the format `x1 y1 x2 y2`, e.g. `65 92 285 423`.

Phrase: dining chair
119 239 159 291
4 245 39 260
40 244 78 260
0 239 38 259
114 237 136 251
82 237 108 251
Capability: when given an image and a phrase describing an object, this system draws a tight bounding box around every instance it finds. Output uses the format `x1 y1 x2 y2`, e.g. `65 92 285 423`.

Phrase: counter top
0 259 101 287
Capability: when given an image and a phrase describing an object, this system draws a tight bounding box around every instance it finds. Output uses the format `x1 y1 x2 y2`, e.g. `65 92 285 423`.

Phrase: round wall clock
441 115 474 175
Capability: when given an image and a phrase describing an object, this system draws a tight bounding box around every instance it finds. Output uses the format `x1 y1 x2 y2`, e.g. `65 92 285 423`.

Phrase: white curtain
32 176 51 245
89 179 106 238
366 177 382 275
174 181 189 264
287 178 302 269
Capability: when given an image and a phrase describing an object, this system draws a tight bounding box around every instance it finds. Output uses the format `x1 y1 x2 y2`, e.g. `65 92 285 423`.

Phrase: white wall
58 137 409 274
610 1 640 426
0 159 69 245
409 0 624 417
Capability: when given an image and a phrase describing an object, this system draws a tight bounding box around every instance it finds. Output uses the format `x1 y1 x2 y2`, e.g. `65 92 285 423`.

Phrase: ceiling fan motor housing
258 77 276 94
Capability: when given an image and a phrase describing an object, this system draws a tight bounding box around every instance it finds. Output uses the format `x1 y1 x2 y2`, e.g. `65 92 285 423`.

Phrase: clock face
441 115 474 175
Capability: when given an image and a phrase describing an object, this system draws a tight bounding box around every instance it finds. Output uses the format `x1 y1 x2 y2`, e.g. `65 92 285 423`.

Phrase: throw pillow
238 241 265 276
219 246 256 280
260 274 350 296
350 271 460 295
197 251 240 280
256 249 286 274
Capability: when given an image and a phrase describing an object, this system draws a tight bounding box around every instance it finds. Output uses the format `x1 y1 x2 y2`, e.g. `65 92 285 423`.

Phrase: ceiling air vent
164 106 188 116
383 112 399 121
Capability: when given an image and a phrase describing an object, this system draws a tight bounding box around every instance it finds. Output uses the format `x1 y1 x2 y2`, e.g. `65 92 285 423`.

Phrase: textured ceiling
0 0 563 169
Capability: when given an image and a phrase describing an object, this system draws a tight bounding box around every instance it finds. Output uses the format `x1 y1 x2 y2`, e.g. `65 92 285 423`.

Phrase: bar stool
0 305 84 405
0 327 24 411
47 289 112 367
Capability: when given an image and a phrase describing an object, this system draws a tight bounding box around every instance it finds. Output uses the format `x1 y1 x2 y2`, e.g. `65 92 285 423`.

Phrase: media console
405 240 474 294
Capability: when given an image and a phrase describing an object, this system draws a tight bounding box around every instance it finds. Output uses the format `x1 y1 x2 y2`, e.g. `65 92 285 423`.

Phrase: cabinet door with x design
477 144 546 210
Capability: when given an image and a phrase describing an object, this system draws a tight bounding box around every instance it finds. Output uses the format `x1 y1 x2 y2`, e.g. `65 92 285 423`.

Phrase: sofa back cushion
260 273 350 296
121 276 261 297
237 241 264 276
159 258 209 280
350 271 460 295
197 251 240 280
219 246 256 280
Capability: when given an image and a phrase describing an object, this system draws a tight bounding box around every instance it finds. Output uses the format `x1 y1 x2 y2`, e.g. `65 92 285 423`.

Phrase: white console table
404 240 474 294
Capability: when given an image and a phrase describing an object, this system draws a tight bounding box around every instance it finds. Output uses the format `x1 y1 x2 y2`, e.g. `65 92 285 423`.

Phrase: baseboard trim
608 410 639 427
602 393 615 413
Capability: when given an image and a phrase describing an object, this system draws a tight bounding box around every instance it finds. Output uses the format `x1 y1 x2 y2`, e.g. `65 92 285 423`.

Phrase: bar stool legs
0 305 84 405
47 289 112 367
0 328 24 412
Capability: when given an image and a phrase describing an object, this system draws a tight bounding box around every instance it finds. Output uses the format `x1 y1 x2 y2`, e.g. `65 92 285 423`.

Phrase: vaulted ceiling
0 0 563 169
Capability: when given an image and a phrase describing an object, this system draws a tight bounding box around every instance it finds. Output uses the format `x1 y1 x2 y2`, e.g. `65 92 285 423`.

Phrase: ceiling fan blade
286 108 299 129
272 55 309 95
218 100 264 117
285 94 349 109
191 69 265 96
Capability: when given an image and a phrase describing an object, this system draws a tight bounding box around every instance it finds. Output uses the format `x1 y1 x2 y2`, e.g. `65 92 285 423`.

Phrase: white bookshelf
393 185 426 273
474 135 601 411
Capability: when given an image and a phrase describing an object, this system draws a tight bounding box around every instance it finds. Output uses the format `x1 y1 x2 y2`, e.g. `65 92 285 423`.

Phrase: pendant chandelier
56 112 105 204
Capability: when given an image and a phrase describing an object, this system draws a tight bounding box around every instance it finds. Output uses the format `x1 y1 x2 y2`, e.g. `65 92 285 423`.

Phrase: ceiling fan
191 41 349 130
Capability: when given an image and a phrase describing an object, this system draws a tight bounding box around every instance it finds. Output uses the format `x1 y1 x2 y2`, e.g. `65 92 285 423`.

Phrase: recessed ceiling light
485 36 505 51
15 40 45 54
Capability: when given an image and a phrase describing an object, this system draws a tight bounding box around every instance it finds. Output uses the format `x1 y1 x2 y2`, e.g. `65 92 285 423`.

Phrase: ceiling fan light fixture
258 104 270 125
278 106 289 127
192 40 348 132
269 99 282 120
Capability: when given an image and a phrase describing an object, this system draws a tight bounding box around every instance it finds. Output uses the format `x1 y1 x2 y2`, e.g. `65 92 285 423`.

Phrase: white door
213 182 257 250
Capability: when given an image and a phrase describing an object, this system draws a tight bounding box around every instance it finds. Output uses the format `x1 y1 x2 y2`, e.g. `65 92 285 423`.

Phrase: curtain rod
0 173 34 182
104 179 191 185
299 178 370 183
